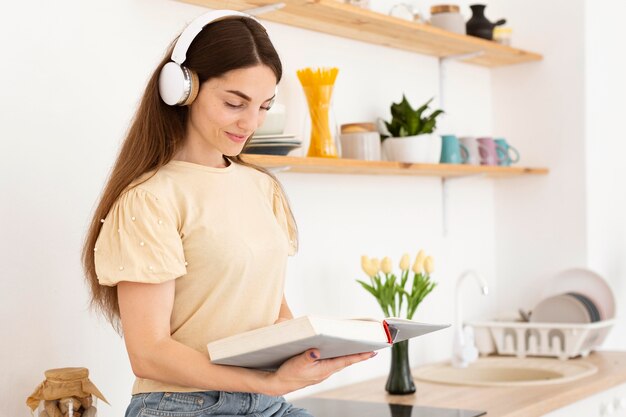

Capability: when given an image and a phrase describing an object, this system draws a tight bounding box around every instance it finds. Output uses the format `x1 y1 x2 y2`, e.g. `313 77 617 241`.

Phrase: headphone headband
171 9 257 64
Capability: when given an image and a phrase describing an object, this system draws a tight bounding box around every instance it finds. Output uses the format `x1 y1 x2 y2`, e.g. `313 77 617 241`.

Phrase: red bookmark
382 320 393 344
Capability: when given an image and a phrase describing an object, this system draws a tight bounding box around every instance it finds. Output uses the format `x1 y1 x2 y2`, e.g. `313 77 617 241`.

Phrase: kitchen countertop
311 351 626 417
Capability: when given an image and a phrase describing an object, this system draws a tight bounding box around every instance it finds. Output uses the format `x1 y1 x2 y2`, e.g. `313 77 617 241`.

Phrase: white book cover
207 316 449 370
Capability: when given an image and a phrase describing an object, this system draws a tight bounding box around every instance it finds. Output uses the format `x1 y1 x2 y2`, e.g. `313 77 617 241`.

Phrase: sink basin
413 357 598 387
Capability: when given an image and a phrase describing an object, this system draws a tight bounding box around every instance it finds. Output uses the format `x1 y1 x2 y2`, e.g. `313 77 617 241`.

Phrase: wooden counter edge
309 351 626 417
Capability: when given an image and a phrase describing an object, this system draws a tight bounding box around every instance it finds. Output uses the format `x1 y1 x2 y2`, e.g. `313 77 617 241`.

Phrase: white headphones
158 10 259 106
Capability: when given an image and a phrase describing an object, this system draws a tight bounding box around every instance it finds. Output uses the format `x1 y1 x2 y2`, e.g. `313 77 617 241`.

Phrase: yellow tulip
424 256 434 274
361 255 379 278
371 258 381 275
361 255 371 276
399 253 410 271
368 264 380 277
412 250 425 274
381 256 393 274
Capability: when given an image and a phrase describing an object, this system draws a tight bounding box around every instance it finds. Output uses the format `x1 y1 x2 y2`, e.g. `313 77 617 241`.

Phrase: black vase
385 339 416 395
466 4 506 40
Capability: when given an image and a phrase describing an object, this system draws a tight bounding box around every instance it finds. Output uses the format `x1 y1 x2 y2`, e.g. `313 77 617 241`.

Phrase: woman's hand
267 349 377 396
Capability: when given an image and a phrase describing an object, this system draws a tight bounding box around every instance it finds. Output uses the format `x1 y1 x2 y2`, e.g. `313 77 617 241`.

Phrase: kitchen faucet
452 270 489 368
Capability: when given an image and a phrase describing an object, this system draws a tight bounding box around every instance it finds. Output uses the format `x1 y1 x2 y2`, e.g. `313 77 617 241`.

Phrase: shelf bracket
442 174 486 237
439 50 485 236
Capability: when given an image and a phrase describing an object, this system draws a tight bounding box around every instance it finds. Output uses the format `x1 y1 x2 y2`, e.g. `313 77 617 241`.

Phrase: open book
207 316 449 370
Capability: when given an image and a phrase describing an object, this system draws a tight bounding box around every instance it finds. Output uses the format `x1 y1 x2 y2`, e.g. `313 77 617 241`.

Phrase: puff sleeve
272 181 298 256
94 187 187 286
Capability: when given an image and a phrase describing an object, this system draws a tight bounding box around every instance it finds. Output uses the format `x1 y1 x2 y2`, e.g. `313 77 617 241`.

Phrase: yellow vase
297 67 340 158
302 85 338 158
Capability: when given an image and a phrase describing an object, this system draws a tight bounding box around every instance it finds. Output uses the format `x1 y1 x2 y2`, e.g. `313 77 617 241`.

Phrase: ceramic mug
477 137 504 166
440 135 469 164
459 136 486 165
494 138 520 166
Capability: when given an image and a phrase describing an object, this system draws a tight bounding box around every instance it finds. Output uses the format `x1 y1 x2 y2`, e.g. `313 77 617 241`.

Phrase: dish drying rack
468 319 616 360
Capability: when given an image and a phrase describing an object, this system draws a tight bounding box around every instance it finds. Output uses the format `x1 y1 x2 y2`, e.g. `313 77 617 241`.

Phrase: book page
384 318 450 343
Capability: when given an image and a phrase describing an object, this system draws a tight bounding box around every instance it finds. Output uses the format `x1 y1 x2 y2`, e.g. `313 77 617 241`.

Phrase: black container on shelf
466 4 506 40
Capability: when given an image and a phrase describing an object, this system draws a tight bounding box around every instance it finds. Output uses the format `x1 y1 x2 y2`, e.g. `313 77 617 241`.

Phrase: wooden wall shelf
179 0 542 67
240 155 549 178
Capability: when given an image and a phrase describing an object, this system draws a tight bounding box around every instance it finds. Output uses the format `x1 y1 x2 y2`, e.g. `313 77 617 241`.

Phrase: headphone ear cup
181 69 199 106
159 62 197 106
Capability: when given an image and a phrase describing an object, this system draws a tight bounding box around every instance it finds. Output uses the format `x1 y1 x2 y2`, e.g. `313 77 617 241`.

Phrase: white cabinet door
543 383 626 417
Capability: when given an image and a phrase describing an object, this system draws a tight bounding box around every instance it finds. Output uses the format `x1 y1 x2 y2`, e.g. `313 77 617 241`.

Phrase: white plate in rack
541 268 615 320
530 294 592 324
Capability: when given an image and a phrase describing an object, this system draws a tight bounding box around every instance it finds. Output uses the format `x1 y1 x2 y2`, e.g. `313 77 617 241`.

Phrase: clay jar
430 5 466 35
466 4 506 40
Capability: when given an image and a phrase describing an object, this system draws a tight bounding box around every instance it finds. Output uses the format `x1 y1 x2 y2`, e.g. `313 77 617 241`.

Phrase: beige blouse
94 160 296 394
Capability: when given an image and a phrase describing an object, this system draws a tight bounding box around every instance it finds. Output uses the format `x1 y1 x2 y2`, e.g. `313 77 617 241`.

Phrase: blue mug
440 135 469 164
495 138 520 166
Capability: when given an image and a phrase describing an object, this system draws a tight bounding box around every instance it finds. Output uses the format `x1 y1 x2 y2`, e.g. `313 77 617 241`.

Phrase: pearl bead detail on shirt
119 266 124 271
131 216 136 221
140 241 145 246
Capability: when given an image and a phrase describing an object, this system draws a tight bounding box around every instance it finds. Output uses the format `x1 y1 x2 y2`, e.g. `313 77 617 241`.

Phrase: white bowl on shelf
255 103 286 136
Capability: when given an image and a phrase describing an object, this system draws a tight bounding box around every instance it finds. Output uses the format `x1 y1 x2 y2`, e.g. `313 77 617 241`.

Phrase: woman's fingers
315 351 377 372
294 349 321 365
270 349 378 395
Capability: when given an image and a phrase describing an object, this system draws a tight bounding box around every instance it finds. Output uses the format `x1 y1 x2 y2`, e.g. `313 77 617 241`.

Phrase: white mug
459 136 485 165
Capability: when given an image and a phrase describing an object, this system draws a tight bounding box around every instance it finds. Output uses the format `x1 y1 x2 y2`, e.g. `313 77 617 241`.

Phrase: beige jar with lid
340 123 381 161
26 367 108 417
430 5 466 35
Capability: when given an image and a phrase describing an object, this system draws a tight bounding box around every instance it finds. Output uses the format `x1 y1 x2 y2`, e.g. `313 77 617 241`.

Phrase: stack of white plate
530 293 601 324
243 134 302 156
531 268 615 324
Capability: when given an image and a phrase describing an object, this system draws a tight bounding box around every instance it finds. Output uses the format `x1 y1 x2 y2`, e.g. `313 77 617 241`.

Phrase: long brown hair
83 17 297 330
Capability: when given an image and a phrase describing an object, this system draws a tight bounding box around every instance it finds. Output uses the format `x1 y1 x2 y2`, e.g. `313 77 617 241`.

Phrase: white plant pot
381 134 442 164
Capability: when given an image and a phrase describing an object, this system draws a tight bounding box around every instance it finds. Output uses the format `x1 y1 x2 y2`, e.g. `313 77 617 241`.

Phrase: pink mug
477 137 505 166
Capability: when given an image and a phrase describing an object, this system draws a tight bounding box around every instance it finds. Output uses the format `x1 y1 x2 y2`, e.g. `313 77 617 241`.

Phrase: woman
82 10 374 417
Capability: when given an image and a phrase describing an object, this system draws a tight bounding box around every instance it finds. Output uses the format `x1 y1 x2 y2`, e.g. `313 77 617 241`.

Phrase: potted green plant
380 95 444 163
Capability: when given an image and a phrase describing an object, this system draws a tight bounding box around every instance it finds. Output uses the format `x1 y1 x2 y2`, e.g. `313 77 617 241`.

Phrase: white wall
584 0 626 347
490 0 589 314
1 0 622 416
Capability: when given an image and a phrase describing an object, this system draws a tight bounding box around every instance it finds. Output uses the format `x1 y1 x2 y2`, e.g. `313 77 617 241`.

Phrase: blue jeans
124 391 314 417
